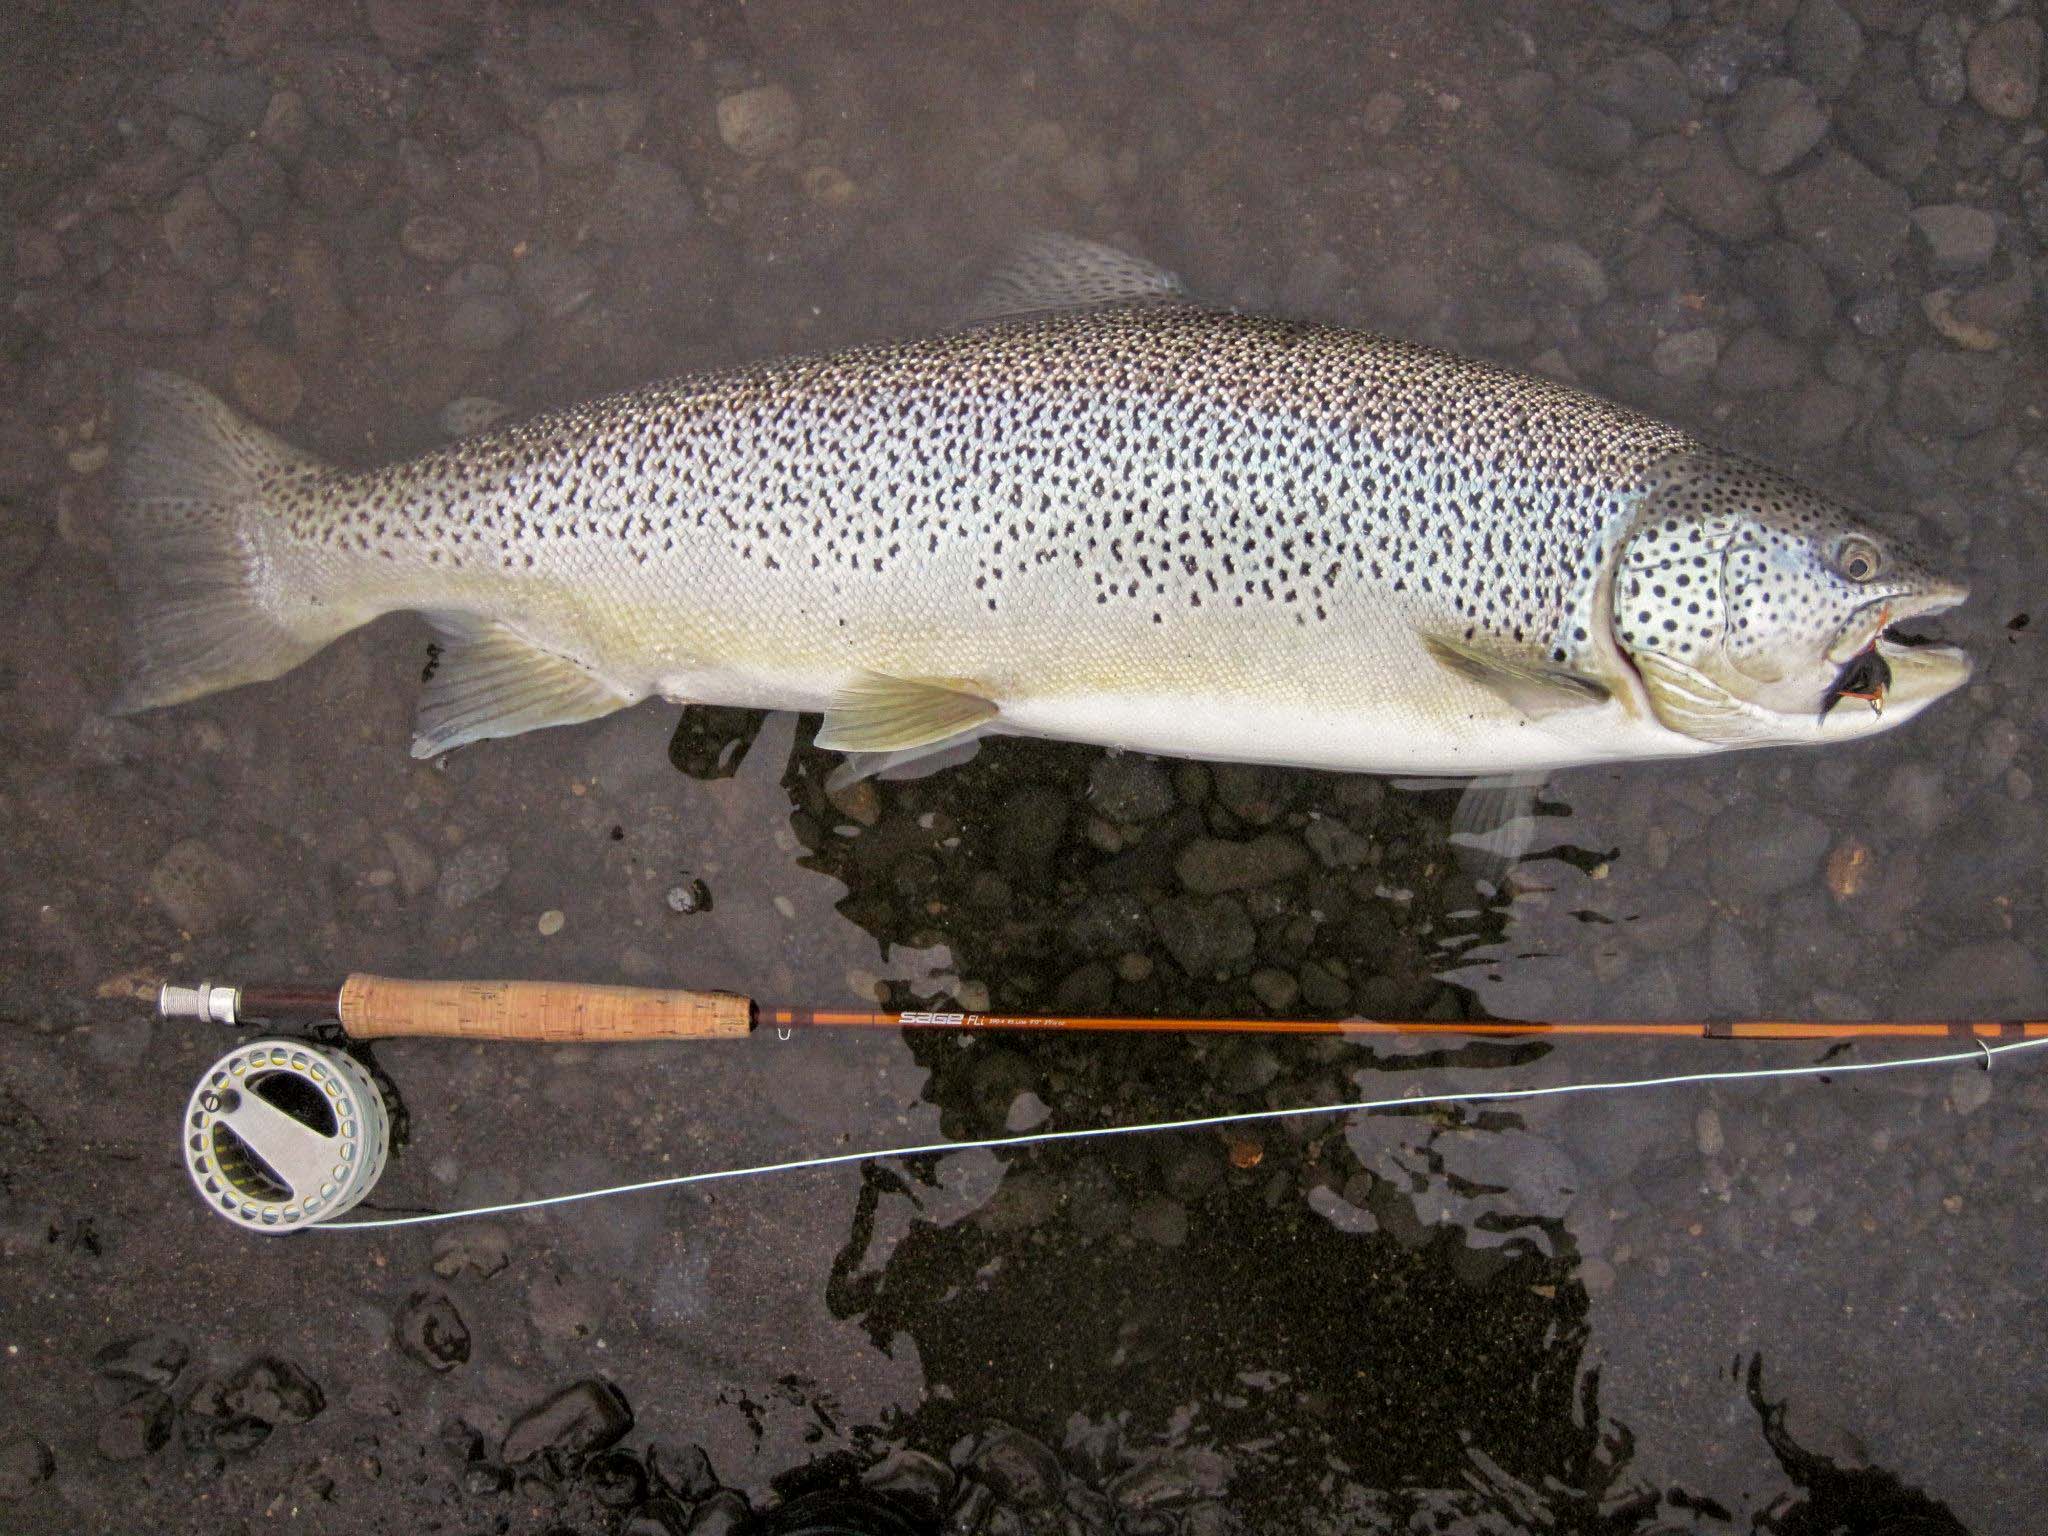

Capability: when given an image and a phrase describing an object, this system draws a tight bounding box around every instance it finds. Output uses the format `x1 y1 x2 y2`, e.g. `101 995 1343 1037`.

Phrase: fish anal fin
967 232 1186 324
412 615 636 758
1423 636 1611 719
816 672 998 753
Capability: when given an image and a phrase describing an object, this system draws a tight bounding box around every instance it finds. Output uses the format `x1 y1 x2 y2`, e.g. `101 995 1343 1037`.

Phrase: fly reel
184 1039 389 1232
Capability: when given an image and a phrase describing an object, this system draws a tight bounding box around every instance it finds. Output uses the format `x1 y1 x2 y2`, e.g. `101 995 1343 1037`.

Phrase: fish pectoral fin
967 232 1186 323
815 672 998 753
1630 649 1776 745
1423 636 1611 719
411 614 637 758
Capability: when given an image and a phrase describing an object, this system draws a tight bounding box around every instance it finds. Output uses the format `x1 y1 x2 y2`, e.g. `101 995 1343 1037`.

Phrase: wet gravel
1 0 2044 1532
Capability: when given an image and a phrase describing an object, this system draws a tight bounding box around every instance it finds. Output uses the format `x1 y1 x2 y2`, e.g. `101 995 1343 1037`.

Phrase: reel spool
184 1039 389 1232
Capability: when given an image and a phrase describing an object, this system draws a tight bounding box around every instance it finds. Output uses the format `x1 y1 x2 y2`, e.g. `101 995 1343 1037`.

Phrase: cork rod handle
336 974 754 1042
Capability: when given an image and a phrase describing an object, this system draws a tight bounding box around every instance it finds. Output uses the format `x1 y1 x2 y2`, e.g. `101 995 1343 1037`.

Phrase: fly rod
154 975 2048 1043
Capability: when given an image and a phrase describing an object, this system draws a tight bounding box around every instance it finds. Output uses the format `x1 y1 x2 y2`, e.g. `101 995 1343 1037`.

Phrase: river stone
1518 241 1609 306
150 839 254 934
588 154 695 244
1590 49 1696 133
1910 205 1996 273
1668 130 1774 241
1708 805 1829 901
1088 755 1175 822
1894 349 2010 438
1175 834 1310 894
1915 13 1966 104
1152 895 1256 975
1787 0 1863 97
1743 239 1833 338
716 84 802 159
162 180 240 286
1726 77 1829 177
1966 17 2042 119
1776 151 1908 291
207 141 287 226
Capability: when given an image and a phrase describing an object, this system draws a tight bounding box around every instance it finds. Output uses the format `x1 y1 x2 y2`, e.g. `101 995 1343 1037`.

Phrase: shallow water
1 1 2044 1531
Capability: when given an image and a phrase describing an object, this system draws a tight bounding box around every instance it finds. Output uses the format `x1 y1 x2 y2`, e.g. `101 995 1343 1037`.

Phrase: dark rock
502 1380 633 1469
150 838 254 934
1726 77 1829 177
1151 895 1256 976
207 142 286 227
1841 0 1934 35
626 1498 692 1535
1787 0 1863 97
230 344 304 425
861 1447 954 1516
1708 804 1829 902
122 266 212 335
1460 150 1580 231
400 213 467 265
993 785 1068 882
1211 763 1293 824
1776 151 1909 291
0 1435 53 1501
588 153 697 245
1620 220 1698 296
1897 941 2044 1017
1518 240 1610 306
649 1442 718 1501
1592 0 1672 33
584 1449 649 1508
1685 28 1785 98
1834 76 1942 183
96 1391 173 1461
1914 13 1966 105
687 1489 751 1535
527 7 631 89
1590 49 1696 133
1175 834 1309 894
454 133 545 225
716 84 804 160
968 1425 1064 1507
1786 378 1859 445
1909 205 1996 273
1088 756 1175 822
365 0 481 66
222 1357 324 1425
463 1462 512 1496
537 91 646 168
155 67 269 129
259 89 311 161
1966 17 2042 120
1714 327 1806 393
445 293 522 351
395 1292 471 1371
1668 131 1775 242
1894 349 2010 438
1534 97 1634 171
1652 327 1720 382
1743 239 1834 338
1846 285 1902 336
93 1333 189 1390
161 180 240 285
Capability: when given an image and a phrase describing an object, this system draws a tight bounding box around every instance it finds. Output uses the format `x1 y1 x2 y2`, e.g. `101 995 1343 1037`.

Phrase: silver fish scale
300 306 1698 698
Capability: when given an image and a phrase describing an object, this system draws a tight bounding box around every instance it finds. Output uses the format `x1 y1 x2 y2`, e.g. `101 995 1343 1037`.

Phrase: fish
107 235 1970 786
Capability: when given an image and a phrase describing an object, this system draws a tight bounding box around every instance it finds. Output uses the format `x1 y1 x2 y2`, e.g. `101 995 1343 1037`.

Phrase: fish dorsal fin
412 614 637 758
816 671 999 753
1423 636 1611 719
967 232 1186 323
1629 649 1781 745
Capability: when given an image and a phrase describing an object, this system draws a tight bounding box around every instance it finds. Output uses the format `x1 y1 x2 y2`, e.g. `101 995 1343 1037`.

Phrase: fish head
1611 453 1970 747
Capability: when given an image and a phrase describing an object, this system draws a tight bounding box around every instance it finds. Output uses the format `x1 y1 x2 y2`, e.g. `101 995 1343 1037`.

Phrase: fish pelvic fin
1422 635 1612 718
107 370 356 715
412 615 640 758
967 232 1186 324
815 672 998 754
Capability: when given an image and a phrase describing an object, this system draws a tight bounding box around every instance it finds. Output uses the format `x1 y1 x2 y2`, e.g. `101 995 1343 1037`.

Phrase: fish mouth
1821 586 1972 721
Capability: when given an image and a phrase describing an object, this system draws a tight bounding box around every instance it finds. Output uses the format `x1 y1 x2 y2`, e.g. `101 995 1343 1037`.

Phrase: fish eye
1833 535 1882 583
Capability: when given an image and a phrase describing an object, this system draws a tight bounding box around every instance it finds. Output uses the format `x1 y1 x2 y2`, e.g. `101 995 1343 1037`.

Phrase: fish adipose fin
107 370 355 714
816 672 998 754
412 615 636 758
967 232 1186 323
1423 636 1611 718
1630 650 1778 745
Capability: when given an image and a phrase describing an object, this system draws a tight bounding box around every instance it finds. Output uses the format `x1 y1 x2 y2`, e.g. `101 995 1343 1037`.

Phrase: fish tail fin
108 370 359 715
